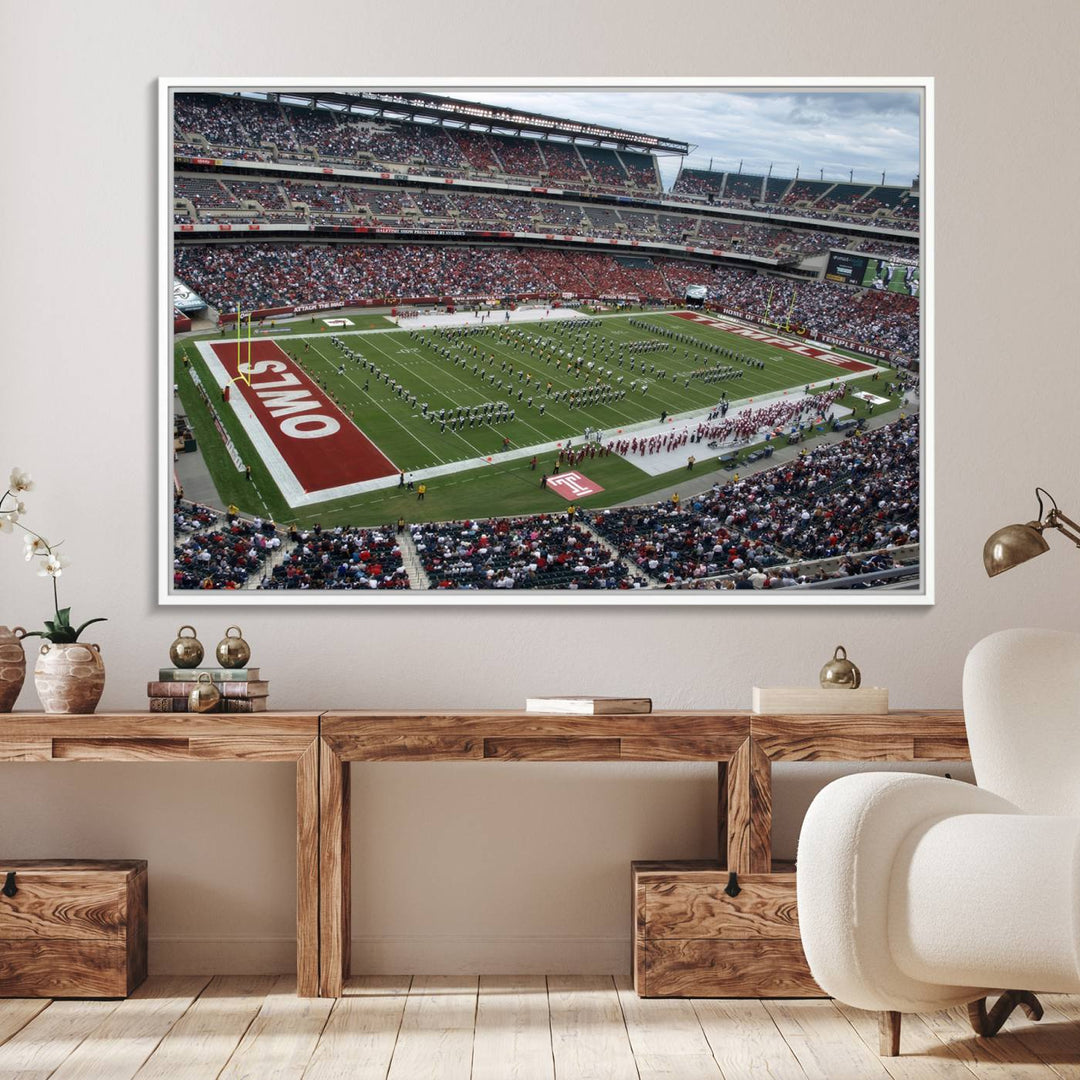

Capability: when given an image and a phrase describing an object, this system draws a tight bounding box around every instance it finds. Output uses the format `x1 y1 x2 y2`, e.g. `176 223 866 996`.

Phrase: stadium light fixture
983 488 1080 577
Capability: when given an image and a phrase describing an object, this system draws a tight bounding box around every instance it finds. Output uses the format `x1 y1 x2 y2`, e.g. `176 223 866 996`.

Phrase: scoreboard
825 252 919 296
824 252 869 285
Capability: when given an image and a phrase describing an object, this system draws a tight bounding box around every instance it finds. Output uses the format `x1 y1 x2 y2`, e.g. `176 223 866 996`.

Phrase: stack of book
147 668 269 713
524 696 651 715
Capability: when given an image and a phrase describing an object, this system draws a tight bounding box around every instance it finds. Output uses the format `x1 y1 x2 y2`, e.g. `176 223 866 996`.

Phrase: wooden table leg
726 738 772 874
296 738 320 997
319 738 351 997
717 760 728 869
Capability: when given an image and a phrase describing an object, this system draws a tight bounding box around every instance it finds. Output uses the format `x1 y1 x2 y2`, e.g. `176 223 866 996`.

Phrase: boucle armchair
797 628 1080 1055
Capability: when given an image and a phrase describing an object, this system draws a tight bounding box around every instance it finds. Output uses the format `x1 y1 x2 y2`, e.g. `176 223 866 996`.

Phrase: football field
174 309 898 526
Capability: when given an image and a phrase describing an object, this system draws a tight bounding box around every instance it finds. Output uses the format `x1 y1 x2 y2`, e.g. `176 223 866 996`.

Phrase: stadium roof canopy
240 90 692 155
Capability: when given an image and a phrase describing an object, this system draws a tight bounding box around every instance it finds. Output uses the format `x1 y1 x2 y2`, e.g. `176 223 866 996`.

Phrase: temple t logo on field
547 472 604 499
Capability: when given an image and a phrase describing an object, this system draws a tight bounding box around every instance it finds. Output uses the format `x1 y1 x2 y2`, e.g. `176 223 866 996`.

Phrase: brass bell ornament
820 645 861 689
188 672 221 713
215 626 251 669
169 625 204 669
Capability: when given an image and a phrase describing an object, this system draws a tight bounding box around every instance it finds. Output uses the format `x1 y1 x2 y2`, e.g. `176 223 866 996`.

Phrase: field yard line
340 333 505 460
369 330 597 450
614 313 866 398
474 331 652 431
462 327 631 410
332 327 557 458
665 310 882 375
496 318 839 438
377 334 551 445
523 324 725 415
599 315 826 397
363 332 492 406
505 324 682 412
313 317 726 431
304 336 448 468
356 332 518 451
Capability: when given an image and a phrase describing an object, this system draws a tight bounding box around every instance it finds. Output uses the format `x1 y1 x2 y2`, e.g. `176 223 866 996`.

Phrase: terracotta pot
34 642 106 715
0 626 27 713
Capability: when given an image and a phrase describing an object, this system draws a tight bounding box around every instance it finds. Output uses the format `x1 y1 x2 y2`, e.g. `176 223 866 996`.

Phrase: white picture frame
160 76 933 606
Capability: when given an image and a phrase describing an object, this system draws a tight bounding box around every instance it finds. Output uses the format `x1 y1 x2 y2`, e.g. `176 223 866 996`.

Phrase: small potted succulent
1 468 108 714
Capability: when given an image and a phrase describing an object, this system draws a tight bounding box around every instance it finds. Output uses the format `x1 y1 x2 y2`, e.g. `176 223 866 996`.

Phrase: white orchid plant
1 468 106 644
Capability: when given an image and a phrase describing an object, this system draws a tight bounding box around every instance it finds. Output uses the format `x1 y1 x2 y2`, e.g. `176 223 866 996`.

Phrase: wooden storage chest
0 859 148 998
632 860 822 998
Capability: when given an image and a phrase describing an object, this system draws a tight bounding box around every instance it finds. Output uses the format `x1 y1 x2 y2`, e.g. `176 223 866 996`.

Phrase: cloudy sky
454 89 922 190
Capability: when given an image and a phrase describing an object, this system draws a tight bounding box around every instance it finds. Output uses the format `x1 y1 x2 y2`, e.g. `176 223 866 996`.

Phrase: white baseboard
148 935 630 975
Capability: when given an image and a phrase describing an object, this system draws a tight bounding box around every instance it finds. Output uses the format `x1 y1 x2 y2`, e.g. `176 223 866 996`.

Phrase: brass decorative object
984 488 1080 577
187 672 221 713
0 626 27 713
819 645 861 689
215 626 251 669
168 625 204 668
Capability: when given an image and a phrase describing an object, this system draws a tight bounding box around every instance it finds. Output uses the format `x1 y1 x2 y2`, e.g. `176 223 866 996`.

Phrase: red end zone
672 312 875 373
210 340 397 492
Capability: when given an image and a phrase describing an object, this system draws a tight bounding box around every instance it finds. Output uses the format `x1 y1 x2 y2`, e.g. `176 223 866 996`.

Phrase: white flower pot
34 642 106 714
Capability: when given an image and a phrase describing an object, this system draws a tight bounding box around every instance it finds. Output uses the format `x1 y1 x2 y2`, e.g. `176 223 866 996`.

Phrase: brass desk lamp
984 488 1080 577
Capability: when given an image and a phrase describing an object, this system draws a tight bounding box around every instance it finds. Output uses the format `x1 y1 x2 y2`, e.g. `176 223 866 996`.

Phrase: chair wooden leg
879 1010 902 1056
968 991 1044 1038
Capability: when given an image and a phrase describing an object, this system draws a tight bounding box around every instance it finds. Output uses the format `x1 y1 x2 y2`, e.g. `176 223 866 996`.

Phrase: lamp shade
983 522 1050 577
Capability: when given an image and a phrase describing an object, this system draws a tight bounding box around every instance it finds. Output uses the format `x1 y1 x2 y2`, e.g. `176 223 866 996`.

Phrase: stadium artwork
160 77 932 605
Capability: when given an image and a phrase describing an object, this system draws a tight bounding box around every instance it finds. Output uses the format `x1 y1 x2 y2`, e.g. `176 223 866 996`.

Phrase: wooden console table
318 709 969 998
2 708 971 999
738 709 970 874
0 712 321 997
318 710 747 997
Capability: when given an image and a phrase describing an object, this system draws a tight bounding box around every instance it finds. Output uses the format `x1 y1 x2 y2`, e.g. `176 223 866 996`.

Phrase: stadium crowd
172 503 280 590
590 415 919 586
173 92 924 242
174 93 660 195
411 514 643 589
671 169 918 231
175 174 883 263
176 242 552 309
172 410 920 591
175 242 919 357
696 268 920 357
262 524 409 589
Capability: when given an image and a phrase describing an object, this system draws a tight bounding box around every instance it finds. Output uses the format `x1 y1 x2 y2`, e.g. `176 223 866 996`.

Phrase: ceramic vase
34 642 106 714
0 626 27 712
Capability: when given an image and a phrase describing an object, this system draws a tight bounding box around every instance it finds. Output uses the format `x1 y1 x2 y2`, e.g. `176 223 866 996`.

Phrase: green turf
173 311 906 527
257 313 851 474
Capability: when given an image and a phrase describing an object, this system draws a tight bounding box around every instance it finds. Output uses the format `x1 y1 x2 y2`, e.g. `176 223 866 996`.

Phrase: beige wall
2 0 1078 973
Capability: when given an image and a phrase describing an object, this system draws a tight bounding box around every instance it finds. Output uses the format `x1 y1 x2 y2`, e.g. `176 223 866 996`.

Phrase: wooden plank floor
1 976 1078 1079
